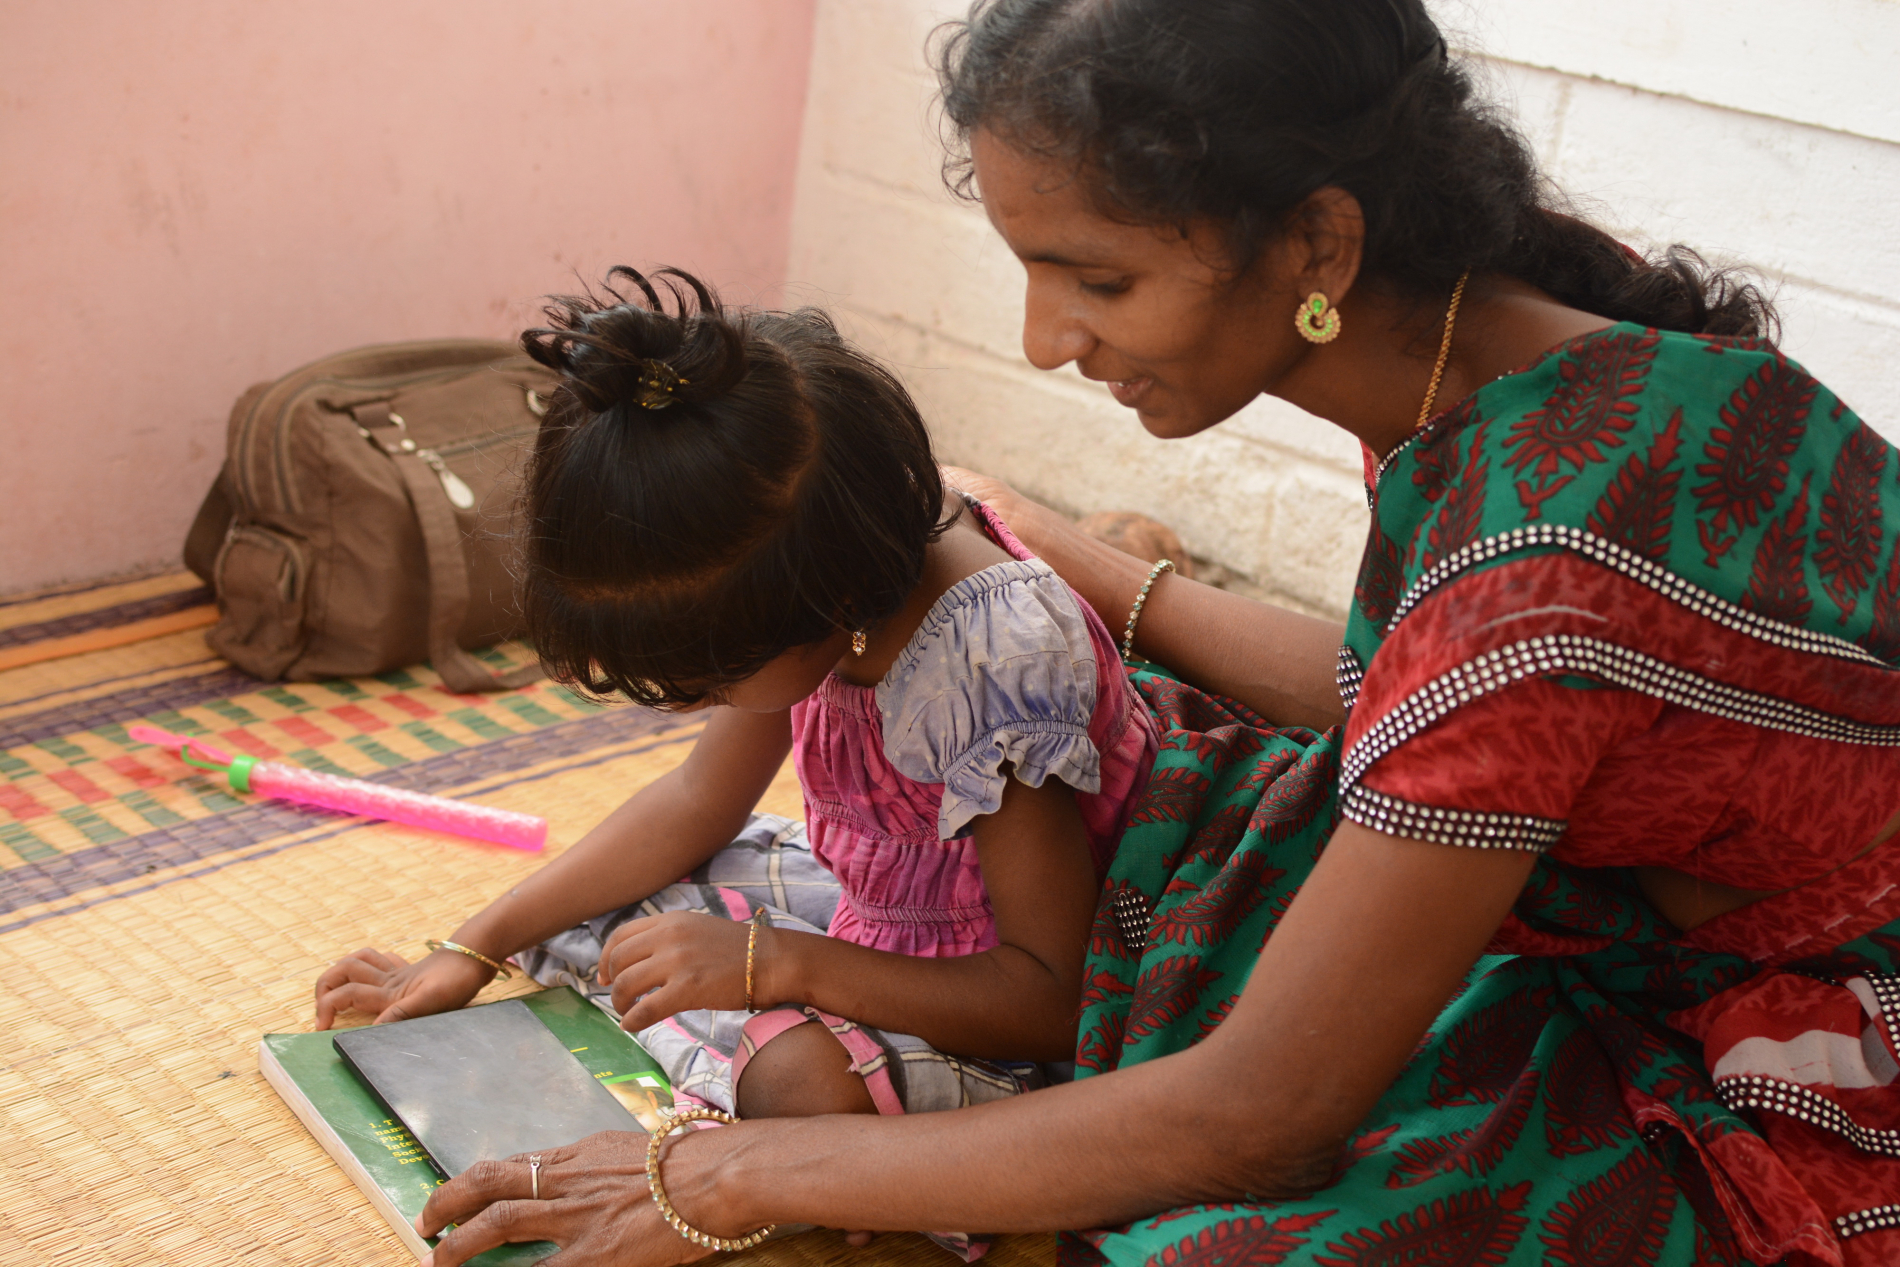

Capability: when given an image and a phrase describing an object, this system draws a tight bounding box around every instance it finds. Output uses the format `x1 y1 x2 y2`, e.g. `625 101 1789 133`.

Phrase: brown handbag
184 339 558 692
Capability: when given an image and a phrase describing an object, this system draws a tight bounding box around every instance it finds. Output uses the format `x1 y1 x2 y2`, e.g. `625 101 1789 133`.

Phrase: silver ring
529 1153 543 1200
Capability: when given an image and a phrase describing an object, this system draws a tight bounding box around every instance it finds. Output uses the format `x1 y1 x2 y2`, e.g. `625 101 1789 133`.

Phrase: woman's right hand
313 946 494 1029
941 465 1079 557
941 465 1036 523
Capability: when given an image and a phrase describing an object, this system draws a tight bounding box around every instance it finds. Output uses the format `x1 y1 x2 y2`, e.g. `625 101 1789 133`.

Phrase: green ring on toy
227 754 257 794
177 743 258 793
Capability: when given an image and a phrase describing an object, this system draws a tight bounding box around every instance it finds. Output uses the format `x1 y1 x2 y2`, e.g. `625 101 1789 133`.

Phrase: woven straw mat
0 571 1052 1267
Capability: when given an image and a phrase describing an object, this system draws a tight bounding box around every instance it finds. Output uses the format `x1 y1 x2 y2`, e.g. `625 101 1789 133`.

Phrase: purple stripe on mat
0 666 264 750
0 586 214 650
0 573 185 612
0 657 223 716
0 703 693 918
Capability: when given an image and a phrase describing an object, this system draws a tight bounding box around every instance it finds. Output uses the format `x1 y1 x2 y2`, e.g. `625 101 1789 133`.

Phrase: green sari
1067 325 1900 1267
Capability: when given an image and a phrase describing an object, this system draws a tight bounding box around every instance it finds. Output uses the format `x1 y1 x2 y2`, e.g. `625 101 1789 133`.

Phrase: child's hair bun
521 266 746 415
517 264 953 710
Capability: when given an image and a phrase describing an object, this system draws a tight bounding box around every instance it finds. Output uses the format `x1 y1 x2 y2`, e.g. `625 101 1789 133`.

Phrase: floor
0 571 1050 1267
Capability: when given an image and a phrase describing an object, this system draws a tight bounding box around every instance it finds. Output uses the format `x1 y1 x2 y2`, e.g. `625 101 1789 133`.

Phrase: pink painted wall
0 0 818 594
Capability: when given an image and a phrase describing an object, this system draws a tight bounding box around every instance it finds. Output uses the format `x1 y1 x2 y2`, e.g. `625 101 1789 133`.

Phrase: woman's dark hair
519 266 952 708
936 0 1776 340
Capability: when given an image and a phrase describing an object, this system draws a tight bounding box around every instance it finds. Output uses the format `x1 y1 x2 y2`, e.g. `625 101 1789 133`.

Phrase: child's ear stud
851 629 867 657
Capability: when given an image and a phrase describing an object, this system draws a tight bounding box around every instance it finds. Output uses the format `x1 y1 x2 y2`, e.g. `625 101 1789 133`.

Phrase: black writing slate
332 998 640 1176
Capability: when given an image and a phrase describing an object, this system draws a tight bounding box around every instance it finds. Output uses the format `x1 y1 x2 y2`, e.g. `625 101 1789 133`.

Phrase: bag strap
356 403 541 694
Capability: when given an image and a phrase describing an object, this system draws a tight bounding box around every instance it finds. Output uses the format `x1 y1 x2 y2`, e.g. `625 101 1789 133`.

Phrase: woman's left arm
704 823 1540 1221
598 773 1099 1061
419 823 1536 1264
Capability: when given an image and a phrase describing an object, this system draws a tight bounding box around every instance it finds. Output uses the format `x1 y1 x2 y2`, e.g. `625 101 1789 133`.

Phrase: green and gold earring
1295 291 1342 344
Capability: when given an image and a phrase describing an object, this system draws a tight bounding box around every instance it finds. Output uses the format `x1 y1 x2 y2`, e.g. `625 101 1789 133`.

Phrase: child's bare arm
446 706 793 956
601 772 1097 1060
313 706 792 1027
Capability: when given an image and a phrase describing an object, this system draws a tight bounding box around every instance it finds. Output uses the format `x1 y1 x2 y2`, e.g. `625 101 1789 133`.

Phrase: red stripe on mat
0 606 218 673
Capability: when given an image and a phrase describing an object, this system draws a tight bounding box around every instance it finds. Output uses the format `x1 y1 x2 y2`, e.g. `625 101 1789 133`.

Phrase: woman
417 2 1900 1264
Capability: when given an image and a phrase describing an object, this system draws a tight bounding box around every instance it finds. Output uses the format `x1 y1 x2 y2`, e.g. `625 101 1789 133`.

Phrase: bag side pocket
207 525 309 680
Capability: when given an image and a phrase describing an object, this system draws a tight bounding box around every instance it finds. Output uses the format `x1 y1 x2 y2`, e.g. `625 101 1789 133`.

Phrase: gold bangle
1120 558 1176 661
646 1108 776 1251
744 910 767 1012
424 938 514 979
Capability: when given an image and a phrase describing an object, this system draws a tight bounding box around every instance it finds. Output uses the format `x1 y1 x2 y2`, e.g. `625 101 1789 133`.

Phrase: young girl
313 269 1157 1249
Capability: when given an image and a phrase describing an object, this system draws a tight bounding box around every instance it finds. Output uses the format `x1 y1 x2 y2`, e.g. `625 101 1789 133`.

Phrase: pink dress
790 500 1158 957
520 502 1158 1260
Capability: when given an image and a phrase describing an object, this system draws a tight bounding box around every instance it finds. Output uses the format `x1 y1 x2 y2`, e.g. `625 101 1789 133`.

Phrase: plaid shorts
515 815 1058 1260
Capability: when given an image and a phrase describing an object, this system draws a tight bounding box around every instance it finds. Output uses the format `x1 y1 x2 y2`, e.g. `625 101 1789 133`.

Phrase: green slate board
259 987 670 1264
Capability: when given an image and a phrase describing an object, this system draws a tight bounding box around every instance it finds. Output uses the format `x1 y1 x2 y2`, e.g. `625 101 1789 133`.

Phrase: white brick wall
1462 0 1900 451
787 1 1900 619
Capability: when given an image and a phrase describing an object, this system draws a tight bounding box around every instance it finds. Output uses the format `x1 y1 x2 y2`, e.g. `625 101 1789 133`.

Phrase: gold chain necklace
1414 270 1471 430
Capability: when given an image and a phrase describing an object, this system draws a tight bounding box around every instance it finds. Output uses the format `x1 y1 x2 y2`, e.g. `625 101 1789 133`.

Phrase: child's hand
598 912 755 1033
313 946 494 1029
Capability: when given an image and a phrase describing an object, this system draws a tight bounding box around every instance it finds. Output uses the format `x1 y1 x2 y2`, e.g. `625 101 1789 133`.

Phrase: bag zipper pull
355 409 477 510
417 448 477 510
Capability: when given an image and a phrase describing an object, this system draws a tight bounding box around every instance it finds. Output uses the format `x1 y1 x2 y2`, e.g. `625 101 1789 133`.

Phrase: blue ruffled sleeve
877 559 1102 840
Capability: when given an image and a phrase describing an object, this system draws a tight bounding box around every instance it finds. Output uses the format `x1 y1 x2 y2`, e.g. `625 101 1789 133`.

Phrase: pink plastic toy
127 724 546 851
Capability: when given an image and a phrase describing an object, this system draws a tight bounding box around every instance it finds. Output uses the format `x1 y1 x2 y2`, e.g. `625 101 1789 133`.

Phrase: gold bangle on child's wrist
424 939 514 979
1120 558 1176 661
647 1108 776 1251
744 909 768 1012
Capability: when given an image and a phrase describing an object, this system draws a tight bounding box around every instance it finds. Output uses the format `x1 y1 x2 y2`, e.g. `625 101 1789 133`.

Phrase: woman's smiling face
971 129 1303 439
